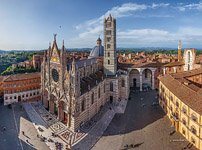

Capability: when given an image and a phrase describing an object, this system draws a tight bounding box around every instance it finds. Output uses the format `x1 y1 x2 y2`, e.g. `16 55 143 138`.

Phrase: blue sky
1 0 202 50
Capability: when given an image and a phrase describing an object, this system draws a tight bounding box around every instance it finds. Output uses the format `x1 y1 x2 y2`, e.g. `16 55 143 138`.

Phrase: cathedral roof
80 70 104 95
89 45 104 58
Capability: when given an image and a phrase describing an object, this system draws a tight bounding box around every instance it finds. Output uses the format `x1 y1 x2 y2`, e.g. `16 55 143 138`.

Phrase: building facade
163 41 201 75
41 15 129 132
1 72 41 105
159 69 202 150
33 54 44 71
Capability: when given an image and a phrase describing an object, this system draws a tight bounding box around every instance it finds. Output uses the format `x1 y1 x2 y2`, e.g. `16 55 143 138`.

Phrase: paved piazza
93 90 197 150
0 100 49 150
0 90 198 150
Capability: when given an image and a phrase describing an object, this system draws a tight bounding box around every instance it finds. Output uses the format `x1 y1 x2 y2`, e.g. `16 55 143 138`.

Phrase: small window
108 52 110 57
98 87 101 98
176 101 179 107
110 82 113 92
182 118 186 125
191 126 197 135
182 107 187 114
191 114 197 122
182 129 186 135
81 100 85 112
122 79 125 87
107 44 111 49
108 60 110 65
91 92 94 104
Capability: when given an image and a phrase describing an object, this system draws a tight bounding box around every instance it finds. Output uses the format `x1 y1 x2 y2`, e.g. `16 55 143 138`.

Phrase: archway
18 96 21 102
59 101 68 125
49 94 58 116
129 69 140 90
142 68 152 90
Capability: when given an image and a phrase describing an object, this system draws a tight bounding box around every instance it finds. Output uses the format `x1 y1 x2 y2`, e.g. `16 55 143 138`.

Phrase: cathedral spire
178 40 182 61
72 54 76 74
61 40 65 53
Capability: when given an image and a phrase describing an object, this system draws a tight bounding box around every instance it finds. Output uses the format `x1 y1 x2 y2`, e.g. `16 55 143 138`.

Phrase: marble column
152 71 155 90
140 71 142 91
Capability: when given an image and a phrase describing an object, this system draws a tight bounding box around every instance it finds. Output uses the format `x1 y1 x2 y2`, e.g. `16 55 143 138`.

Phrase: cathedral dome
88 37 104 58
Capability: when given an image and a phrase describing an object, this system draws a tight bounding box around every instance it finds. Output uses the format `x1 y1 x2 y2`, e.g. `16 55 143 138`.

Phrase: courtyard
92 90 197 150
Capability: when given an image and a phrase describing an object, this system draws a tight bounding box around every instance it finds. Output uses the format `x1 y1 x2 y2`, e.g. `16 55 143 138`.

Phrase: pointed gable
50 34 60 63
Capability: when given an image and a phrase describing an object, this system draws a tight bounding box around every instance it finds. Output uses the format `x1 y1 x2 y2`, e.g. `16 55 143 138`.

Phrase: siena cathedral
41 14 129 131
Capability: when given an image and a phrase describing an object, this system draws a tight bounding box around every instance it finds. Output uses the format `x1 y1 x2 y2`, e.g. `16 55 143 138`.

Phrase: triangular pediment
50 39 60 63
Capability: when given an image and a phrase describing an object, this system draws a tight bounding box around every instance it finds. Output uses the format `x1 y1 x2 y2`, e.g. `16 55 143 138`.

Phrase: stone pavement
23 102 69 150
23 99 128 150
93 90 197 150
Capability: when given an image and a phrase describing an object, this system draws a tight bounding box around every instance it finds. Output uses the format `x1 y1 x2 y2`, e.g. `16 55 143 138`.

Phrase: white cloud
71 2 172 47
117 27 202 47
177 2 202 11
151 3 170 9
68 2 202 48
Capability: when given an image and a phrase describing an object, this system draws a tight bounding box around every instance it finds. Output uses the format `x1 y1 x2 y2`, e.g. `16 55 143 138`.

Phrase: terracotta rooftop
159 68 202 114
119 62 166 69
0 76 4 82
163 61 184 67
2 72 40 82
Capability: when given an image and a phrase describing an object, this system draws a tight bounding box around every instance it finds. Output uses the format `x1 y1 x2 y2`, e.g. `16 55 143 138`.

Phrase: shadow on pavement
103 90 166 136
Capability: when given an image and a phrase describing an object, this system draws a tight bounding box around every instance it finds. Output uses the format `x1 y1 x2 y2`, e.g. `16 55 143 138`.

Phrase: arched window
98 87 101 98
145 69 148 78
121 78 125 87
108 52 110 57
110 82 113 91
108 60 110 64
91 92 94 104
81 99 85 112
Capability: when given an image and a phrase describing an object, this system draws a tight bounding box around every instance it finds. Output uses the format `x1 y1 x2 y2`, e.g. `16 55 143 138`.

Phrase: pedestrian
26 139 29 143
3 127 6 131
22 131 25 135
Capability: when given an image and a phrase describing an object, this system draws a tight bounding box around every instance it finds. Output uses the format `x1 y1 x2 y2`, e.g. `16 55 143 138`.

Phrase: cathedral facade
41 15 129 131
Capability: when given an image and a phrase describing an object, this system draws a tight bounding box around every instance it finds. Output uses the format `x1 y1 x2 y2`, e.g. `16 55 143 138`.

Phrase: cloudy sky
1 0 202 50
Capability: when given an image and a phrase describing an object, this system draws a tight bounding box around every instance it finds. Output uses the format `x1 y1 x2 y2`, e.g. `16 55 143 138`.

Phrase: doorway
63 112 68 124
54 103 58 116
110 96 113 104
133 78 137 88
18 96 21 102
